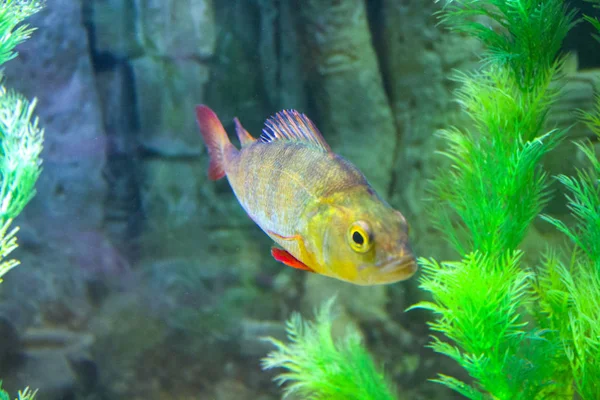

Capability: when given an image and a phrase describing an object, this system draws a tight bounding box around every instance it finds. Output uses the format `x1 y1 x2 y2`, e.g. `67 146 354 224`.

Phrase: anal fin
271 248 314 272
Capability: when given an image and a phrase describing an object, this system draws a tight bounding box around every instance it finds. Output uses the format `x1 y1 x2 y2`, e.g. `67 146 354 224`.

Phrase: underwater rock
90 0 219 267
139 137 203 159
95 64 143 253
2 328 95 400
135 0 216 59
7 352 76 399
207 0 307 126
132 55 221 256
137 152 282 270
0 299 35 350
90 0 217 59
381 1 448 114
132 56 210 152
379 0 478 203
2 0 107 240
139 159 249 235
205 1 272 136
0 0 108 348
88 283 281 398
95 64 138 157
255 0 307 109
297 0 397 195
88 292 167 396
0 311 20 371
21 327 94 358
140 243 275 325
89 0 143 58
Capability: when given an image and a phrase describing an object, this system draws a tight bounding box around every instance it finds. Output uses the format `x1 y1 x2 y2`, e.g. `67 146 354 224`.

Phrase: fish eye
348 221 372 253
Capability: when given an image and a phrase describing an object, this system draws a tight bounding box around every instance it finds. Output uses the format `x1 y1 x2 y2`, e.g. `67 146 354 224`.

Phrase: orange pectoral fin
271 248 314 272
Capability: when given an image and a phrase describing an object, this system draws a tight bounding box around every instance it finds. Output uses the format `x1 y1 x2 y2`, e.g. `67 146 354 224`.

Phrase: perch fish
195 105 417 285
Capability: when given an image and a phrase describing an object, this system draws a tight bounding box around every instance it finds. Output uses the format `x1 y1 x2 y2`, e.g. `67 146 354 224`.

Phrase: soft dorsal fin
234 117 256 147
259 110 331 152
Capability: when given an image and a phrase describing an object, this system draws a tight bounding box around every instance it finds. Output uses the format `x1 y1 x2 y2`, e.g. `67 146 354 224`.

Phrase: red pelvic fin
195 105 233 180
271 247 314 272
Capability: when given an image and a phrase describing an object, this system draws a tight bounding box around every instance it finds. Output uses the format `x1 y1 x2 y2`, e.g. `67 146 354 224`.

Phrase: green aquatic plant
437 0 575 93
410 0 581 398
0 1 43 399
584 0 600 41
428 0 574 257
0 0 43 283
534 88 600 399
261 297 397 400
0 0 42 66
537 7 600 399
542 143 600 265
0 383 36 400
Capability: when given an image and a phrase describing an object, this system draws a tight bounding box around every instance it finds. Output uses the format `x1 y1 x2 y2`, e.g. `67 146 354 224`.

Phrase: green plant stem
411 1 576 398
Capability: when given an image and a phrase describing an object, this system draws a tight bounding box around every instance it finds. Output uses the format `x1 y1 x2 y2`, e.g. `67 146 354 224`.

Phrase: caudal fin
195 105 232 180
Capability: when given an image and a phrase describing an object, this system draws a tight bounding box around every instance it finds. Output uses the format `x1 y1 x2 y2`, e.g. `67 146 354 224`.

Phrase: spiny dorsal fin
234 117 256 147
259 110 331 152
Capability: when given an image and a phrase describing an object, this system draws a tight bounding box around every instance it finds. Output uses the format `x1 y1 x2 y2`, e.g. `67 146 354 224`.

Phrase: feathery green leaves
579 91 600 137
0 0 42 66
583 0 600 41
0 89 43 222
262 298 397 400
537 116 600 398
543 92 600 268
413 0 576 398
410 252 560 399
541 143 600 266
437 0 577 91
0 1 44 398
536 235 600 399
0 0 43 283
0 218 18 283
0 382 36 400
430 0 573 258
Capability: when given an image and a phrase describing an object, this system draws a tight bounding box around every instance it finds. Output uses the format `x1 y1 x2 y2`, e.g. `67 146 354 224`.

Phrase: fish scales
195 105 417 285
229 141 365 239
232 143 314 232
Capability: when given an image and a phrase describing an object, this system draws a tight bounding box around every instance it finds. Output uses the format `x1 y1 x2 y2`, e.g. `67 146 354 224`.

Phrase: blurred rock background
0 0 597 399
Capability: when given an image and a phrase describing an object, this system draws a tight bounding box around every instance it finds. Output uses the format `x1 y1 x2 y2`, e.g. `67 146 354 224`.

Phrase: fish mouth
376 254 417 275
353 254 418 285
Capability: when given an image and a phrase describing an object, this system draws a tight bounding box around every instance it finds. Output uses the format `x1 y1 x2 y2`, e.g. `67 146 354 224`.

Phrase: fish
195 105 417 285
